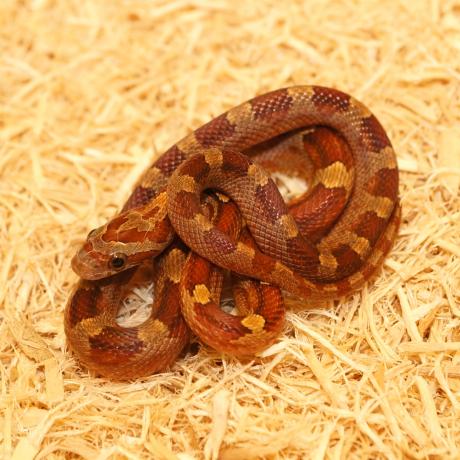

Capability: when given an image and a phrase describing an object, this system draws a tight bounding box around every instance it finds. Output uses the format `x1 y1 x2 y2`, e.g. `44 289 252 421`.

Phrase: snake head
72 194 174 280
71 225 134 280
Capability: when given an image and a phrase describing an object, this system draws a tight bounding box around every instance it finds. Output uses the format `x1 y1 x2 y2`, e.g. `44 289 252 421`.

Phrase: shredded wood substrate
1 1 460 459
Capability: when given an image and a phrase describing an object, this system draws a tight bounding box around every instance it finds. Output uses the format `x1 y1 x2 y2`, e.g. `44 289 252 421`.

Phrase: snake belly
66 85 400 379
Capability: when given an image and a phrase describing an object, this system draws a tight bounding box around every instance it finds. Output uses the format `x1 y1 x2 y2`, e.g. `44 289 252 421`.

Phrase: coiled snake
65 86 400 379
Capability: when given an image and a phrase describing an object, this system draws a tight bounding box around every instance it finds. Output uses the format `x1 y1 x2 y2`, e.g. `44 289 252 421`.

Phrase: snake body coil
66 86 400 379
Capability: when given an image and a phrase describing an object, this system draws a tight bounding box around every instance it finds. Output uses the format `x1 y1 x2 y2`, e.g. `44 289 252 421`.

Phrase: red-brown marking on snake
66 85 400 380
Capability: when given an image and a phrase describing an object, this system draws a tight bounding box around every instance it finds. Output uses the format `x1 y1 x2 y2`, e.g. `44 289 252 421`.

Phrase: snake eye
110 253 127 270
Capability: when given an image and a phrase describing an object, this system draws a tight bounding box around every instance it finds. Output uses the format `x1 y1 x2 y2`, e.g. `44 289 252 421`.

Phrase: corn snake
65 86 400 379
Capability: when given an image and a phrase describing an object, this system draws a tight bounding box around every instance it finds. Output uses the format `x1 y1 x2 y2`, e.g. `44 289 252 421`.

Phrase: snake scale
65 86 400 379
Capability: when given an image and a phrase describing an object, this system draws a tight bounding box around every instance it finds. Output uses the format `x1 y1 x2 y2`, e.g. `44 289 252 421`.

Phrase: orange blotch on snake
319 252 338 271
349 236 371 257
193 284 212 304
247 163 270 186
276 214 299 239
240 314 266 333
366 195 395 220
315 161 353 190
